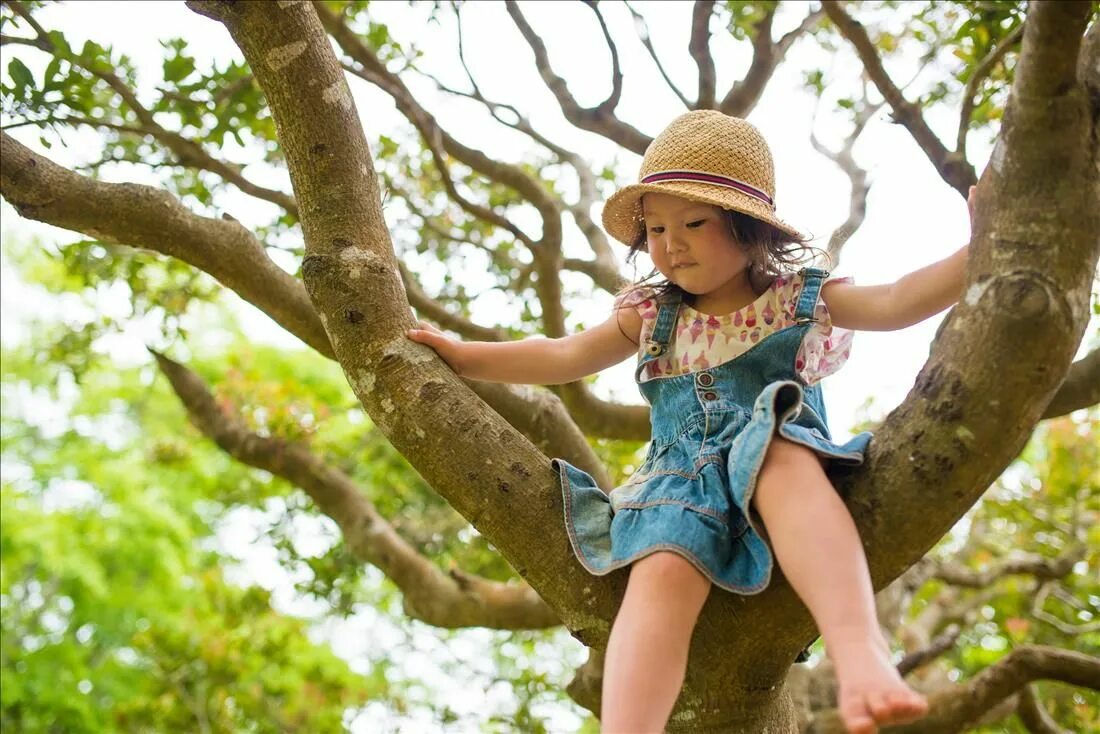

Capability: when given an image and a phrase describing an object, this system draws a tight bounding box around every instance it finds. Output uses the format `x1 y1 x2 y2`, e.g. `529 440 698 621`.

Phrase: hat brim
602 180 806 248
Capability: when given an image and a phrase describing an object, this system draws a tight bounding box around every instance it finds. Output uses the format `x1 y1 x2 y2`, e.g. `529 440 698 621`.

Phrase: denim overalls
552 268 872 593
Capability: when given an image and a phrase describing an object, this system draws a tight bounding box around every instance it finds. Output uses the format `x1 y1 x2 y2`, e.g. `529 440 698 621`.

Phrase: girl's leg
601 551 711 734
753 437 928 734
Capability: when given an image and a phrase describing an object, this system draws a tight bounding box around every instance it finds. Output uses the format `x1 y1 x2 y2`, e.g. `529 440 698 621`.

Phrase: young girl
408 111 968 734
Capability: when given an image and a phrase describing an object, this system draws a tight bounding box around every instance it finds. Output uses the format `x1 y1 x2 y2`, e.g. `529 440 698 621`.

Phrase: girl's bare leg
753 437 928 734
601 551 711 733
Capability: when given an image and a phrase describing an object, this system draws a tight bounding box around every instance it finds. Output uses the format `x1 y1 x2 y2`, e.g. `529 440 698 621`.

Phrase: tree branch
1016 684 1070 734
720 6 823 117
932 548 1083 588
821 0 977 196
6 5 300 217
889 646 1100 734
810 82 880 266
690 1 717 108
152 350 559 630
624 1 692 109
0 131 325 353
184 0 614 642
957 24 1025 159
0 131 609 484
1041 347 1100 418
583 0 624 114
503 0 652 155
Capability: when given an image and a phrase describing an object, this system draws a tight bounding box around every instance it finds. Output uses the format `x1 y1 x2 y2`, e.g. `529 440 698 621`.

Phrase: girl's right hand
407 320 467 374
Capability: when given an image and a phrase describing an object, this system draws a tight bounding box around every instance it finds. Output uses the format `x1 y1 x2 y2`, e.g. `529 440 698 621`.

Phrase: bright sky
2 2 1091 730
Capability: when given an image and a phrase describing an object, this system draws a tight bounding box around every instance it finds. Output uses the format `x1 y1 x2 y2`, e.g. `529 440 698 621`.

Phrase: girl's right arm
406 306 642 385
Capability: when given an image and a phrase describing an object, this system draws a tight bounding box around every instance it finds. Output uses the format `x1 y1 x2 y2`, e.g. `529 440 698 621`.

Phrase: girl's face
642 192 752 306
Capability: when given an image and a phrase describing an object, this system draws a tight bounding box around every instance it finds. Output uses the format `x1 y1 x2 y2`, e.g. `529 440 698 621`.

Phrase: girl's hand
407 321 468 374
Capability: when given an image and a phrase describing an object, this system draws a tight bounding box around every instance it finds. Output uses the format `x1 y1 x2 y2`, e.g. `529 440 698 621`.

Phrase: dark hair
618 206 825 305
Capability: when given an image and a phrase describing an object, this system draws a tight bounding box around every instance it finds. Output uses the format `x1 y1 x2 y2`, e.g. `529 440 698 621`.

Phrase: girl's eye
648 226 665 234
687 219 706 228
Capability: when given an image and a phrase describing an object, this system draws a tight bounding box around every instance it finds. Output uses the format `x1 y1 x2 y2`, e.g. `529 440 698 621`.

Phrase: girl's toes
840 698 878 734
894 691 928 721
866 691 893 722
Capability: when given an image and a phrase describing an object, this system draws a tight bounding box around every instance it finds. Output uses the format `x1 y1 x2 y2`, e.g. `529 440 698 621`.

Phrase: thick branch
889 646 1100 734
933 548 1082 588
152 350 559 630
0 131 326 354
184 0 612 641
821 0 976 196
1041 347 1100 418
0 132 608 484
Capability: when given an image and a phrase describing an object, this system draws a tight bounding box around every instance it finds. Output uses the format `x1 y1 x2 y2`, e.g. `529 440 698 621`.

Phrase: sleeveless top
615 273 854 385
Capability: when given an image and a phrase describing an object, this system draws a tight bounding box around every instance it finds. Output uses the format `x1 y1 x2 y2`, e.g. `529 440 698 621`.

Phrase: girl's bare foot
831 636 928 734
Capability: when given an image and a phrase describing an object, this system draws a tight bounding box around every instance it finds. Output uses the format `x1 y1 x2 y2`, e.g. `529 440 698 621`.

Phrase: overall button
702 390 719 401
696 372 714 387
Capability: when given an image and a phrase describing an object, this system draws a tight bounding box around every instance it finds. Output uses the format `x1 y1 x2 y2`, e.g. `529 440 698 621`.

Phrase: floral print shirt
616 273 854 385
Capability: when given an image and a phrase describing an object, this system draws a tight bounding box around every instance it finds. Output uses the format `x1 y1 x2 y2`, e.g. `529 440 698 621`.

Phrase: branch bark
504 0 652 155
810 647 1099 734
821 0 977 196
1041 348 1100 419
0 132 609 485
184 0 613 648
889 646 1100 734
152 350 559 630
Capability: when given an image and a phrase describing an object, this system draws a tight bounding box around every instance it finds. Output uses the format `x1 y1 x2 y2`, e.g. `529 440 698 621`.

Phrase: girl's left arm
822 187 973 331
822 245 968 331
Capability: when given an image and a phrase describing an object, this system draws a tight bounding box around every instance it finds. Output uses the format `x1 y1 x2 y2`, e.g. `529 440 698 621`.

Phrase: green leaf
7 57 35 96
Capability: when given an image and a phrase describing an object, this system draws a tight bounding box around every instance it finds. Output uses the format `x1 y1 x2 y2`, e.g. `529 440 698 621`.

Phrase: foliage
928 411 1099 732
0 338 382 731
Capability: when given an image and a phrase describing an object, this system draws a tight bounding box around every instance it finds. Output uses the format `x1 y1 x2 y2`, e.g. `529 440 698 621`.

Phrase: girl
408 111 968 734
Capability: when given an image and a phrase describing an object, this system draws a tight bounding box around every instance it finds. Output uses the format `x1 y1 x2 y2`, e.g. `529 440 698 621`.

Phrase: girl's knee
755 438 825 505
759 438 822 481
630 551 708 591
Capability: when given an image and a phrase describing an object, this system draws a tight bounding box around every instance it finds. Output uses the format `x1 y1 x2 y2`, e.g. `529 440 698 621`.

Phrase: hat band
640 170 774 209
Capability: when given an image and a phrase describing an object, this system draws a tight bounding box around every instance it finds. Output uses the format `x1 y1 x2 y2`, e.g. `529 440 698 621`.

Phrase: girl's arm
822 245 968 331
406 306 642 384
822 186 974 332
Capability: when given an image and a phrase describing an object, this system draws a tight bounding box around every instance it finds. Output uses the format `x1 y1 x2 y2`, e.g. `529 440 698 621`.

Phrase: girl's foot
831 637 928 734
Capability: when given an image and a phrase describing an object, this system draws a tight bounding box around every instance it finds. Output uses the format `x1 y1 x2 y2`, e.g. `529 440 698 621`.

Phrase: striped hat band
640 170 775 209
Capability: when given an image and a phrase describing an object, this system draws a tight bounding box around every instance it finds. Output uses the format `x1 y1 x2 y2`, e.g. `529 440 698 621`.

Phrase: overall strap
794 267 830 324
642 288 682 357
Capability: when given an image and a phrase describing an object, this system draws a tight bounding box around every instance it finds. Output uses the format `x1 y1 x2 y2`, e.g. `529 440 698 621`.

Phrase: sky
2 2 1094 731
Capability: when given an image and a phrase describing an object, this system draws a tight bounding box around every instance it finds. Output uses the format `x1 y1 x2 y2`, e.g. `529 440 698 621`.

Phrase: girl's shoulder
773 270 853 316
613 284 663 318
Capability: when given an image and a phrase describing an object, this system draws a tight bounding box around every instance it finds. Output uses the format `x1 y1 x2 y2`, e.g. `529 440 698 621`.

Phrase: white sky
1 3 1095 730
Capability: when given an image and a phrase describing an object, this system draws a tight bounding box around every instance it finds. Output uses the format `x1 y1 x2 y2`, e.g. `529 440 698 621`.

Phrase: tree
1 0 1098 730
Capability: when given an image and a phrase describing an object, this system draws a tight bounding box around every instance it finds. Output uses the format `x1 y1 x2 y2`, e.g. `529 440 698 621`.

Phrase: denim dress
552 268 872 594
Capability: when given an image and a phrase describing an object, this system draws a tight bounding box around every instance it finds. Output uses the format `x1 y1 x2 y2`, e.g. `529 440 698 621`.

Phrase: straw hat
602 110 805 247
